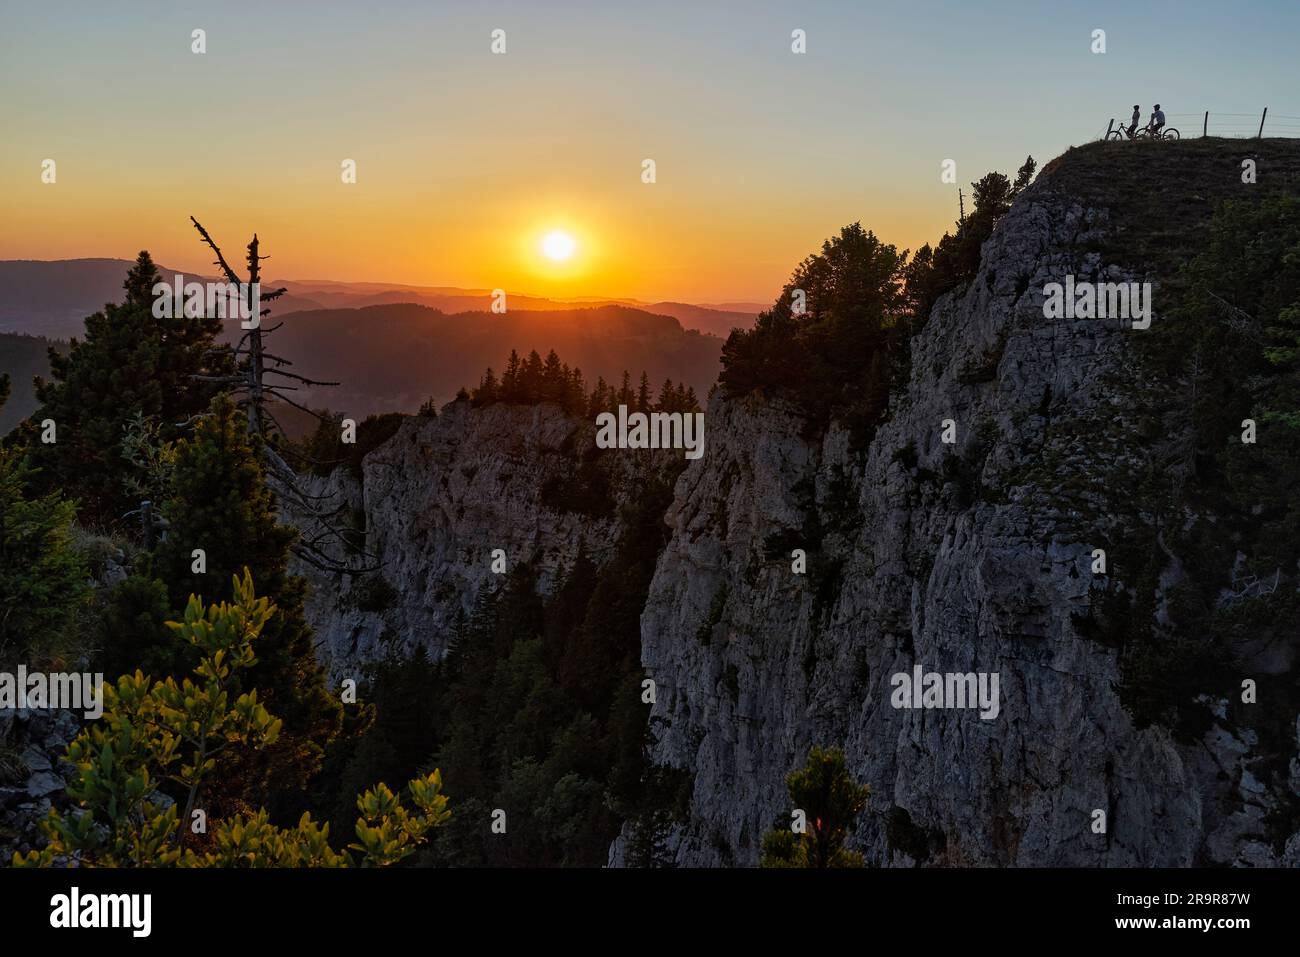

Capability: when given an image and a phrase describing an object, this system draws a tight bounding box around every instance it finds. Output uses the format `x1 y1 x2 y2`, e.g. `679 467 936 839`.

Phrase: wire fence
1093 109 1300 142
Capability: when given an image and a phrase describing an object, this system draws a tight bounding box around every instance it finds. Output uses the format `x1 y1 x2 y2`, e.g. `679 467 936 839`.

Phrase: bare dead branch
266 369 340 386
190 217 243 285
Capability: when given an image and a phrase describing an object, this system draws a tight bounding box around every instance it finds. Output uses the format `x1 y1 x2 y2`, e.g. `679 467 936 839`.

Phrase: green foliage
539 445 616 517
472 348 700 417
25 252 230 525
324 474 684 867
17 571 282 867
1109 195 1300 736
97 572 195 680
13 571 448 868
117 410 178 504
289 411 404 479
720 222 909 445
903 157 1036 323
155 395 342 814
312 647 437 839
760 745 869 868
0 449 89 666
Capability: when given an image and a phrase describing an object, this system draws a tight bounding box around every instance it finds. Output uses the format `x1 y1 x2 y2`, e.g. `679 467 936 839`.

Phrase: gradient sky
3 0 1298 303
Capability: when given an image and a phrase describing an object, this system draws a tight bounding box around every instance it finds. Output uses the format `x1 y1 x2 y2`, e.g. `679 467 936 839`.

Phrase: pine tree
567 367 588 415
588 377 610 416
15 571 451 868
501 350 521 401
542 350 565 403
156 394 343 814
26 252 231 525
760 746 869 868
521 350 545 401
0 449 89 664
474 367 500 405
617 371 634 408
636 372 652 413
656 378 675 412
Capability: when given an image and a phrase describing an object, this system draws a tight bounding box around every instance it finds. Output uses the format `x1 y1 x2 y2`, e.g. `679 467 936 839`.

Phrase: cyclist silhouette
1147 104 1166 135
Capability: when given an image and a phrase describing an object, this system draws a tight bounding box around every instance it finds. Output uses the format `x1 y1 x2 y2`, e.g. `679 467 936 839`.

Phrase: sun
541 230 577 262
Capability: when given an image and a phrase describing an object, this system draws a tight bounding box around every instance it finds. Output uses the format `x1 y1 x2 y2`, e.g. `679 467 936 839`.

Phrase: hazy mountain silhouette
219 303 723 418
0 333 66 434
0 259 758 339
1 260 739 425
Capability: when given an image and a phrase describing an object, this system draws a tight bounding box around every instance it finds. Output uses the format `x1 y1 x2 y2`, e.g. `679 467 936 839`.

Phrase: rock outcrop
292 143 1300 868
285 401 677 680
0 707 81 857
621 152 1299 867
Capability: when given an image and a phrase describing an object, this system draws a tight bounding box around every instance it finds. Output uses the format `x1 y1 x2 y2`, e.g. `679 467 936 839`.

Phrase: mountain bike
1107 122 1180 141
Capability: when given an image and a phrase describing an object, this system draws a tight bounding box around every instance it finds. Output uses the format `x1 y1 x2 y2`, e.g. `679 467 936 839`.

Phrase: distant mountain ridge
0 260 741 424
0 259 760 340
224 302 724 419
0 333 65 435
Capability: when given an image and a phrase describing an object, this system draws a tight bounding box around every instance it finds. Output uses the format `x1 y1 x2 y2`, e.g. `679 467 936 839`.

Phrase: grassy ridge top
1037 137 1300 275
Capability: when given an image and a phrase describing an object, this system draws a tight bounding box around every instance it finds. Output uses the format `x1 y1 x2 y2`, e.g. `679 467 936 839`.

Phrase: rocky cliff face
286 401 673 681
620 156 1299 867
296 144 1299 868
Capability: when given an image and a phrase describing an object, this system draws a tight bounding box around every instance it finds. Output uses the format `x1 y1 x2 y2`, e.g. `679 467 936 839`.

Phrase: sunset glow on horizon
3 1 1298 303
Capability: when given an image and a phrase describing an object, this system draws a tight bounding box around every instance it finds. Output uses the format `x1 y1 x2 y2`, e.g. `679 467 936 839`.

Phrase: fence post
1258 107 1268 139
1203 111 1208 137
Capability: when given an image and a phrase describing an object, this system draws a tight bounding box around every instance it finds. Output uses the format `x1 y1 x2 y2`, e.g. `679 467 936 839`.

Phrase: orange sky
4 2 1297 303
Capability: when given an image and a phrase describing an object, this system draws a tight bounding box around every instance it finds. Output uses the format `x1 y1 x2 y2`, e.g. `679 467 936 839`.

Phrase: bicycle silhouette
1107 120 1180 141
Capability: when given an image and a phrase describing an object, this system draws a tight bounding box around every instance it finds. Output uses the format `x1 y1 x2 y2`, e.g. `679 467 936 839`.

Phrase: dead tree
187 218 378 576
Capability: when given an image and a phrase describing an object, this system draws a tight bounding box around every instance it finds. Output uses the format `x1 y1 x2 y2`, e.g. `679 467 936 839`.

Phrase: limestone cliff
286 400 676 680
293 141 1300 868
620 142 1300 867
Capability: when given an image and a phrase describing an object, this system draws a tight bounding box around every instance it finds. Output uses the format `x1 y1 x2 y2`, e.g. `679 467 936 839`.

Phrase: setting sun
541 230 577 261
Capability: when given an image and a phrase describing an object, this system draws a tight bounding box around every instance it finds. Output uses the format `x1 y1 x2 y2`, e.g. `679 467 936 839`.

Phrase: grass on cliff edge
1038 137 1300 277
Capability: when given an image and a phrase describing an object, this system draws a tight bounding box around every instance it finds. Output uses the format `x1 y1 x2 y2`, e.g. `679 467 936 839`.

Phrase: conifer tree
567 367 587 414
156 395 343 813
474 367 500 404
542 349 565 402
760 746 869 868
522 350 545 401
656 378 675 412
14 572 450 868
636 372 652 413
0 449 88 664
501 350 521 400
588 377 611 416
27 252 230 524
